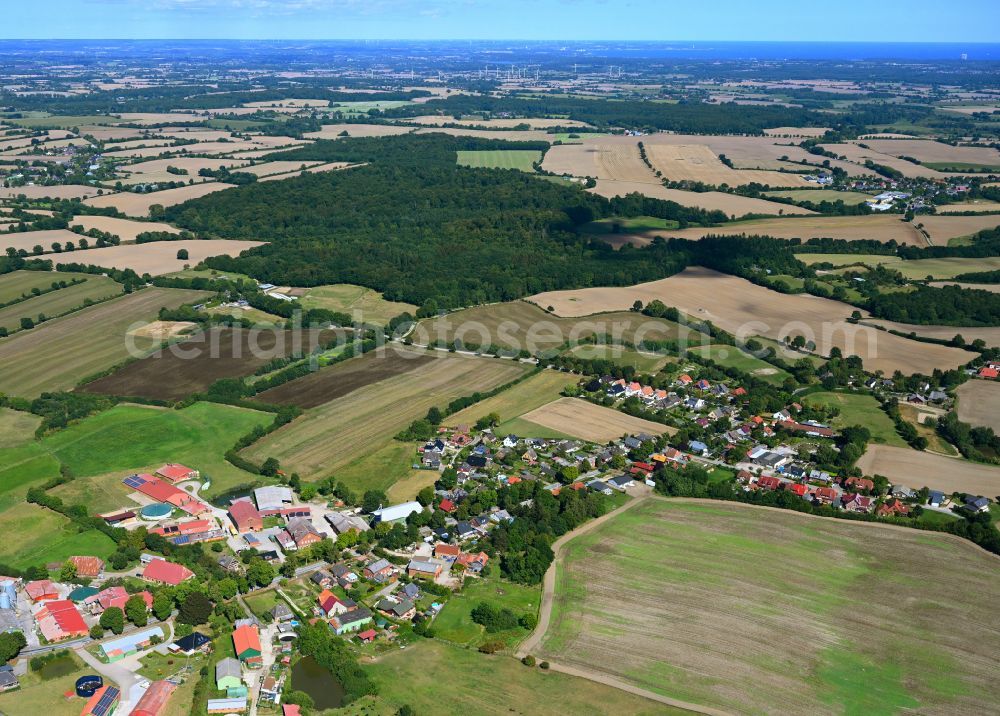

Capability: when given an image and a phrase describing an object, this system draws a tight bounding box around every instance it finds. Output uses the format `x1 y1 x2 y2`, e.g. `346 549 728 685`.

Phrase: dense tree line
865 284 1000 326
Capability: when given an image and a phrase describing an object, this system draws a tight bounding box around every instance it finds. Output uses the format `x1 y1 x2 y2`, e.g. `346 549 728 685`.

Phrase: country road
515 490 735 716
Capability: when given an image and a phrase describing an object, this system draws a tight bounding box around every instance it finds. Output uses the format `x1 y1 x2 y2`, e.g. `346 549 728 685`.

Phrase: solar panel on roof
123 475 147 489
93 686 120 716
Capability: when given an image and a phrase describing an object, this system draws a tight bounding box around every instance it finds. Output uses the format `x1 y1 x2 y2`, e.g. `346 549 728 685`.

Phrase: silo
0 580 14 610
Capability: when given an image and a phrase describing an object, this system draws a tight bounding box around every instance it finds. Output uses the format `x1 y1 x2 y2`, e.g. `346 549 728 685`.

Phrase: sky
3 0 1000 42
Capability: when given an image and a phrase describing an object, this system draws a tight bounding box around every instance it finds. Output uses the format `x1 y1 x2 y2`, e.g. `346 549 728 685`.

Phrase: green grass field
433 573 540 650
0 406 41 448
0 651 93 716
301 283 416 326
493 416 577 441
0 270 100 304
456 150 542 172
764 189 875 205
540 498 1000 715
0 502 115 569
802 391 906 446
337 639 677 716
44 401 272 501
689 344 793 385
794 252 1000 280
580 215 680 236
566 344 671 373
0 275 122 333
794 252 901 268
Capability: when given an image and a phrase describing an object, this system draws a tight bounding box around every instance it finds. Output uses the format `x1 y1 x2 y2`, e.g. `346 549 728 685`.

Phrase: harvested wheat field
937 202 1000 214
114 112 208 125
243 350 528 480
0 184 105 200
84 183 235 216
527 267 973 374
70 215 182 242
589 179 814 217
519 397 673 442
304 124 415 139
862 318 1000 349
763 126 833 137
857 444 1000 497
820 142 947 179
651 214 928 245
52 240 263 276
258 162 356 182
862 139 1000 167
542 139 656 182
127 320 197 339
539 498 1000 715
118 156 249 183
0 229 85 254
414 126 553 142
929 282 1000 293
919 215 1000 243
103 140 259 159
232 160 324 177
406 115 591 129
955 380 1000 433
0 287 208 397
644 143 812 187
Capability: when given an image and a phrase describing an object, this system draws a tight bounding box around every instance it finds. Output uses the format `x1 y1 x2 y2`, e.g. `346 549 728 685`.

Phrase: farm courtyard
537 498 1000 716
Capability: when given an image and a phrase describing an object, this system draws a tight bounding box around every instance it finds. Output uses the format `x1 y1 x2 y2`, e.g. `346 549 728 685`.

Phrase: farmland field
0 502 116 570
955 380 1000 432
304 123 415 139
518 397 673 443
689 344 792 385
538 498 1000 715
0 287 209 397
856 444 1000 496
897 404 960 457
83 182 235 216
433 572 540 649
644 142 812 187
795 253 1000 280
256 348 436 408
244 350 529 480
70 215 182 241
0 183 104 200
527 267 975 375
861 138 1000 167
763 189 875 205
802 391 906 446
938 201 1000 214
0 275 121 333
542 139 656 182
300 283 416 326
0 269 107 303
456 149 541 171
446 369 578 427
51 239 264 276
653 214 927 245
83 327 344 401
45 401 272 501
590 179 814 217
567 344 671 373
415 301 687 355
0 228 86 254
352 639 676 716
861 318 1000 350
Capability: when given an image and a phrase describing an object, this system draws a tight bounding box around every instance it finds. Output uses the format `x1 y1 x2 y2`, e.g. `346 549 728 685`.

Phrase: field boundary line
517 491 733 716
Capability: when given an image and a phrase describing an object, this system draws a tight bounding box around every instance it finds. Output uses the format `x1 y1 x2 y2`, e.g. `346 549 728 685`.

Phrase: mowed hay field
53 239 264 276
519 397 674 442
244 350 529 480
0 287 209 397
0 184 103 200
857 444 1000 497
763 189 875 205
300 283 416 326
862 318 1000 351
589 179 814 218
795 253 1000 280
83 327 345 402
0 274 122 332
70 215 181 241
539 498 1000 715
955 380 1000 432
527 267 974 374
84 182 235 216
415 301 686 355
446 370 579 428
456 150 541 171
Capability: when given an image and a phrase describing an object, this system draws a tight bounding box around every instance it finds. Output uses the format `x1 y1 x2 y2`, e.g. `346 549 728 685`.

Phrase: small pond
291 655 346 710
38 655 78 680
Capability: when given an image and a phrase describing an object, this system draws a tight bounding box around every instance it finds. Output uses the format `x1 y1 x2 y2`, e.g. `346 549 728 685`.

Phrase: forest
166 134 726 307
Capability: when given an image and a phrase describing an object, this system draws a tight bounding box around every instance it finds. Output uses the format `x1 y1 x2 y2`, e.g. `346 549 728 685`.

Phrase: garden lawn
802 391 907 446
433 573 540 650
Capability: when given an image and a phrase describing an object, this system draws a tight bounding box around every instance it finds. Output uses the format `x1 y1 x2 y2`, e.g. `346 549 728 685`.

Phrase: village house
363 558 396 583
434 543 461 561
842 493 874 514
233 624 262 666
101 626 165 662
877 499 911 517
141 559 194 587
155 463 199 484
215 657 243 691
330 607 373 636
324 511 370 535
318 590 354 617
407 559 444 579
377 598 416 620
286 517 323 548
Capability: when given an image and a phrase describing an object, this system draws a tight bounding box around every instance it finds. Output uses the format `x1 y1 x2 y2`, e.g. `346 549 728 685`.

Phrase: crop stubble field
0 287 209 397
528 267 973 374
53 239 265 275
519 397 674 442
539 498 1000 716
856 444 1000 496
589 179 814 218
244 349 529 479
0 274 122 332
954 380 1000 433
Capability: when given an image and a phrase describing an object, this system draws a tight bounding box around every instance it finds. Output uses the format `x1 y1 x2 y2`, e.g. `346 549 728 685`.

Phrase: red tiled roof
25 579 58 601
229 500 262 529
434 543 460 557
233 624 261 656
439 499 456 513
357 629 377 641
156 464 196 483
142 559 194 586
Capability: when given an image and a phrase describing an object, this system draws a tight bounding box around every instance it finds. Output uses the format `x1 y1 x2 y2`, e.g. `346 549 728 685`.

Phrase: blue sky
4 0 1000 41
